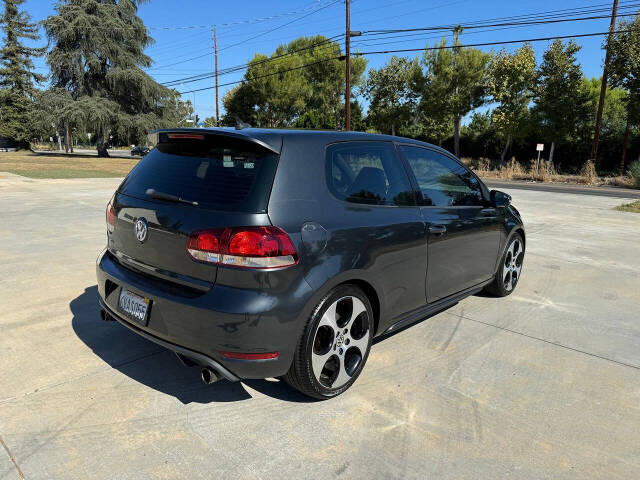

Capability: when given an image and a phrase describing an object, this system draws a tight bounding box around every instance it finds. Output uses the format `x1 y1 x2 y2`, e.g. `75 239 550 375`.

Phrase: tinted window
401 146 484 207
120 134 278 213
326 142 414 206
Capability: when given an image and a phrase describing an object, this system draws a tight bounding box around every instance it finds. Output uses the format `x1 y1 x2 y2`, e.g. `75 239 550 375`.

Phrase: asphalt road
485 179 640 199
1 173 639 479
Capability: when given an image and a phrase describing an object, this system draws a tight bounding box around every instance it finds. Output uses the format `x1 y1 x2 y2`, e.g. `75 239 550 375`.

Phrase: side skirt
380 279 493 336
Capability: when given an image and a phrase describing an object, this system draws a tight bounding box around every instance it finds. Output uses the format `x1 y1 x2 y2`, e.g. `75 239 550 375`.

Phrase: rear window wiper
145 188 199 206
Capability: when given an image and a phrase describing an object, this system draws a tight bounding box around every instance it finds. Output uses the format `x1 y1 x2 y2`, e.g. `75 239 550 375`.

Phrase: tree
582 77 627 139
203 115 218 128
489 43 536 163
0 0 45 147
532 40 590 167
463 111 493 138
222 35 366 129
607 13 640 173
364 56 420 135
43 0 188 156
418 28 491 157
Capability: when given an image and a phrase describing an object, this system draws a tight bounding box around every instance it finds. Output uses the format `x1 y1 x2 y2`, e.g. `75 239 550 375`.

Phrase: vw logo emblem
134 217 148 243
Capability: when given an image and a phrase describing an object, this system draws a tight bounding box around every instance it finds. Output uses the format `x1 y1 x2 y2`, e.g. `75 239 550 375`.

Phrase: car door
398 145 501 303
301 140 428 329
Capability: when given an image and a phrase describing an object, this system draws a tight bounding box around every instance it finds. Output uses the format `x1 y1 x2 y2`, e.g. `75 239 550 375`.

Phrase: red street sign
536 143 544 151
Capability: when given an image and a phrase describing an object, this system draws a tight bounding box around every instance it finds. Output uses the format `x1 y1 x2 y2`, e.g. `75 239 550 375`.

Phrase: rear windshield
119 133 279 213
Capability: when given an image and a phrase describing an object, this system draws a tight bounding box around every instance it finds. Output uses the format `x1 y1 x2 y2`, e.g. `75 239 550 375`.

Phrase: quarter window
326 142 414 206
400 146 484 207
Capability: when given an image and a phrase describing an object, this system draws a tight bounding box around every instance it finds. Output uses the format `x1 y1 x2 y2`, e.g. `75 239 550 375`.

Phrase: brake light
187 226 298 269
168 134 205 140
106 202 115 232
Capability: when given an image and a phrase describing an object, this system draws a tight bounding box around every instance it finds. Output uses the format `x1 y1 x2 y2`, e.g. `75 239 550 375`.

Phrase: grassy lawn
614 200 640 213
0 151 138 178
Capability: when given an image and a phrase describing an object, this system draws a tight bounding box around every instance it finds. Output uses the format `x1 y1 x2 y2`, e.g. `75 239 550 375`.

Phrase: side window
400 146 484 207
326 142 414 206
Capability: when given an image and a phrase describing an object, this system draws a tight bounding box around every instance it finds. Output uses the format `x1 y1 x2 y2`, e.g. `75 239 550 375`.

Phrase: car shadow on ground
70 286 314 405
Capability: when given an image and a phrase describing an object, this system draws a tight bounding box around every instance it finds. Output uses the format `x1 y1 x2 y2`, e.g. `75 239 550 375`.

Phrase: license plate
118 288 150 324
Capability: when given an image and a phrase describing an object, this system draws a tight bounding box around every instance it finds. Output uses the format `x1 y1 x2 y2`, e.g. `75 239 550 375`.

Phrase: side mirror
490 190 511 208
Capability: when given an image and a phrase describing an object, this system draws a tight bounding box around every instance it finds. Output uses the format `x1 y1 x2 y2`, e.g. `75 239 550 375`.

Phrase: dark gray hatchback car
97 128 525 399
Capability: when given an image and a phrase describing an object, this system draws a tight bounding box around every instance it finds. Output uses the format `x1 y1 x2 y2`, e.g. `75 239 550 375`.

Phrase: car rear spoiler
147 128 282 154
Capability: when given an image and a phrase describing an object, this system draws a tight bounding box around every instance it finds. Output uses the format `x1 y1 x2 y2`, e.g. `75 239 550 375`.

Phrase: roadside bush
628 161 640 189
579 160 599 185
498 158 525 179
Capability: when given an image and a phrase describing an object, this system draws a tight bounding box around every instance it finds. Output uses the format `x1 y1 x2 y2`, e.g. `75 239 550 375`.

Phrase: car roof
151 127 450 157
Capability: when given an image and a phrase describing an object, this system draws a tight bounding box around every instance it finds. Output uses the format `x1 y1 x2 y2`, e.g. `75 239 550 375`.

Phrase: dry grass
0 151 138 178
467 157 637 189
614 200 640 213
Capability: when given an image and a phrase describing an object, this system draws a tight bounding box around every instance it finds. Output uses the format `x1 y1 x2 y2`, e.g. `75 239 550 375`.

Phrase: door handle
429 225 447 235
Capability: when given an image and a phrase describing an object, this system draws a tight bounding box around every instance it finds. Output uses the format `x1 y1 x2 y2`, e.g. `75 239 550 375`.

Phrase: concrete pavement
1 174 639 479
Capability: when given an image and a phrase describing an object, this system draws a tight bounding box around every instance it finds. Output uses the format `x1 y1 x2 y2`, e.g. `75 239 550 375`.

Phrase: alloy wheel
311 296 371 389
503 238 524 292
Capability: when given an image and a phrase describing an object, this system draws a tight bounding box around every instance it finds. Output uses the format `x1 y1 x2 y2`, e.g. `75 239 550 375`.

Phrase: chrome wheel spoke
503 264 511 282
346 297 367 329
317 302 338 330
513 263 522 277
348 333 369 356
311 350 333 381
333 355 351 388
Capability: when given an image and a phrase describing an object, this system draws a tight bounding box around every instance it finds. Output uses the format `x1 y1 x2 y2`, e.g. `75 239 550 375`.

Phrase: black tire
284 285 374 400
484 233 525 297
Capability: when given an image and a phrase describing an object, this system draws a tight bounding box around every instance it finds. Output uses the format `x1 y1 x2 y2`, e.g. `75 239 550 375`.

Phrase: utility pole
345 0 351 131
590 0 618 165
214 27 219 125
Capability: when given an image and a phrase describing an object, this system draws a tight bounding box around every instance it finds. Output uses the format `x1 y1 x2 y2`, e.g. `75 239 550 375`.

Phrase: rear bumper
96 249 314 379
99 298 240 382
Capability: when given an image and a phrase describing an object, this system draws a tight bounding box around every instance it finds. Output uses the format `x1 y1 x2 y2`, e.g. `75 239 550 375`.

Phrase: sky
21 0 632 121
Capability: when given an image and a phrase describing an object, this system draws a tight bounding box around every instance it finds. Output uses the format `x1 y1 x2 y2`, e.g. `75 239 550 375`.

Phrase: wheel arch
335 278 381 337
515 227 526 250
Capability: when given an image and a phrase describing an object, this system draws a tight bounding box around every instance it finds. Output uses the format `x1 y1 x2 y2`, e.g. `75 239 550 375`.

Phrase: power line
162 35 345 87
152 2 640 71
218 0 342 53
175 28 631 96
49 0 338 31
152 1 341 70
362 10 640 35
352 0 639 37
348 12 639 49
168 8 639 84
178 55 344 94
354 29 634 56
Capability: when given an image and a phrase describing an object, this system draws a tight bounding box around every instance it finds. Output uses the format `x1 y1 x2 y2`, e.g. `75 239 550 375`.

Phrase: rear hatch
108 131 280 285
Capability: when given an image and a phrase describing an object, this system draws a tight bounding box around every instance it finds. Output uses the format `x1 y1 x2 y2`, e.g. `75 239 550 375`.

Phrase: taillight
187 226 298 269
106 202 115 233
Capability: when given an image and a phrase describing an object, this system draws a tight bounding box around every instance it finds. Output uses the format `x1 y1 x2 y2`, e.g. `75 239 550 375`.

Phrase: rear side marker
221 351 279 360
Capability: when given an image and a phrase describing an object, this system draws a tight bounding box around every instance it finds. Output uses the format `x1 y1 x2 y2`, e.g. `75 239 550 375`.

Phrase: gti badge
134 217 148 243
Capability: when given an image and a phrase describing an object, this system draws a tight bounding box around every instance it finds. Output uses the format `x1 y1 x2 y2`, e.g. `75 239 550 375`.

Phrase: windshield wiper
145 188 199 206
